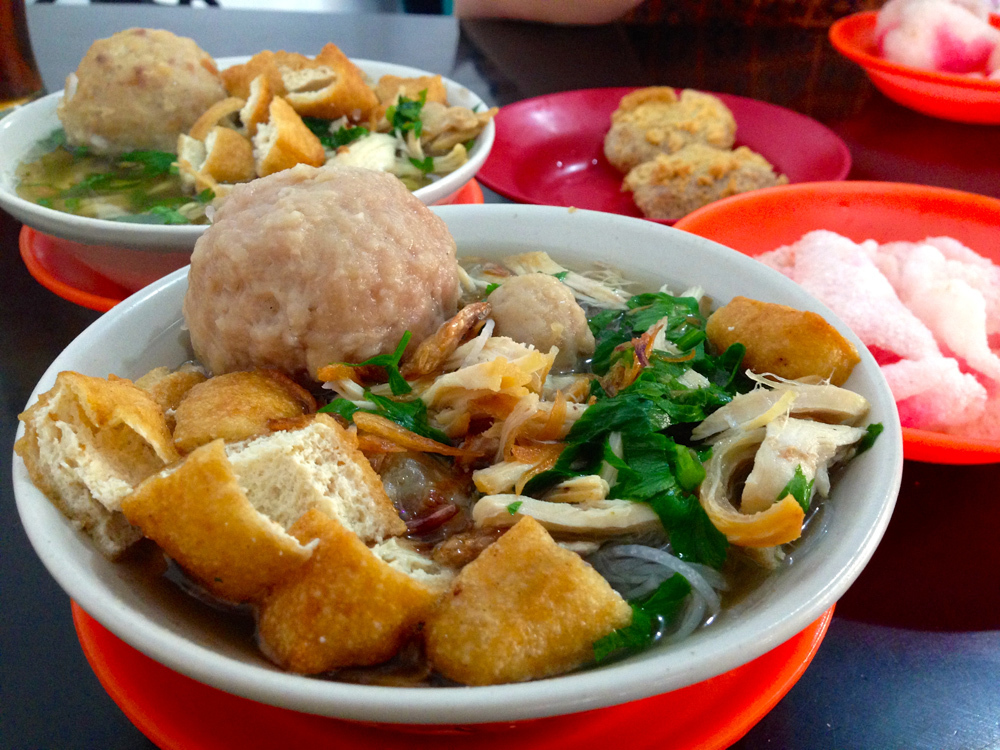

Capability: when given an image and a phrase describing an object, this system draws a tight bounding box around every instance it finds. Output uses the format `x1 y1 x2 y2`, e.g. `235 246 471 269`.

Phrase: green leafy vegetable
484 282 500 296
386 91 427 138
856 423 884 454
335 331 412 395
520 290 741 569
303 117 371 150
409 155 435 175
553 271 569 281
506 501 523 515
319 390 452 446
594 574 691 661
118 150 176 176
778 465 815 512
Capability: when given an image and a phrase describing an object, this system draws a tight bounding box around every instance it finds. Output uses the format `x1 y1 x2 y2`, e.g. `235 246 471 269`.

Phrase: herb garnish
856 423 884 454
594 574 692 661
409 155 435 175
303 117 370 150
335 331 412 395
320 392 452 445
386 90 427 138
506 501 523 515
778 465 815 512
522 291 744 569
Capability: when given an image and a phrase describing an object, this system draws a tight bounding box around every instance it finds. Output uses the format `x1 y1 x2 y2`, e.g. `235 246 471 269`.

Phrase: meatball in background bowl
12 204 902 726
0 58 495 292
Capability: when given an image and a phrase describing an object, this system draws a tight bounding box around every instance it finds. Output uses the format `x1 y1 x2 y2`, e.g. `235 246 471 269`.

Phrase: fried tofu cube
225 413 406 543
16 371 180 558
425 516 632 685
281 44 379 122
253 96 327 177
121 439 313 602
257 509 441 674
171 369 316 454
706 296 861 386
134 363 207 429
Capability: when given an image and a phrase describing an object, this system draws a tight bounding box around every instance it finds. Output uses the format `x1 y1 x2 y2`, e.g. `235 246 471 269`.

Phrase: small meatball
57 29 226 155
183 164 460 379
623 143 787 221
603 87 737 173
706 296 861 386
487 274 595 370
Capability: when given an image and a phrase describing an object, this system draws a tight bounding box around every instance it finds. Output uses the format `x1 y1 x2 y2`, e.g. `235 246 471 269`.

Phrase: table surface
3 5 1000 750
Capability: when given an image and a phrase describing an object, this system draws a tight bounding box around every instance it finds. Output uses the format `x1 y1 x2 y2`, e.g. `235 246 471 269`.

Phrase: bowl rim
829 11 1000 91
0 56 494 250
12 204 903 724
675 179 1000 464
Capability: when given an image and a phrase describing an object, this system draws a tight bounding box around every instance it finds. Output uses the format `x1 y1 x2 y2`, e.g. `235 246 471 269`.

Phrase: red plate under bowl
72 601 833 750
674 180 1000 464
477 88 851 224
830 11 1000 124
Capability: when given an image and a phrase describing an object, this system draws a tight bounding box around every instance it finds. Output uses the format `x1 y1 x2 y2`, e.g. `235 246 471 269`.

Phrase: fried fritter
171 369 316 454
603 87 737 173
121 439 313 602
257 509 441 674
706 296 861 385
424 516 632 685
623 143 787 221
16 372 179 558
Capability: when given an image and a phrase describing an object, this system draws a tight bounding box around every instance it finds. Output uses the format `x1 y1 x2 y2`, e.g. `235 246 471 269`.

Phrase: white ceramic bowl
0 57 494 290
12 204 902 726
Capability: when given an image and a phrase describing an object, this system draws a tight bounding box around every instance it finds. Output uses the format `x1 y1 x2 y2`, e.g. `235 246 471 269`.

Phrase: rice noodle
589 544 725 619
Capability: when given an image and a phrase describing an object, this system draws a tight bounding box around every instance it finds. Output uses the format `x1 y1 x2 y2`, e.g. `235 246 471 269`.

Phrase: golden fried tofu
257 509 441 674
240 74 273 138
200 126 256 184
604 87 737 173
374 74 448 106
706 296 861 386
225 413 406 542
280 44 379 122
425 516 632 685
188 96 245 141
134 363 207 430
372 73 449 124
252 96 327 177
221 50 286 100
15 371 179 558
171 369 316 454
121 440 313 602
623 143 787 221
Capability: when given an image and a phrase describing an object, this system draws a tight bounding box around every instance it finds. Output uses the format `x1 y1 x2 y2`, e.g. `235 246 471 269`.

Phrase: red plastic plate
674 180 1000 464
476 88 851 223
73 601 833 750
830 11 1000 124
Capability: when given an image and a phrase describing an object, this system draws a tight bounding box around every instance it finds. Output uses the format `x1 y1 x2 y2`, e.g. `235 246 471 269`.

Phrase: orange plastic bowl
674 180 1000 464
830 11 1000 124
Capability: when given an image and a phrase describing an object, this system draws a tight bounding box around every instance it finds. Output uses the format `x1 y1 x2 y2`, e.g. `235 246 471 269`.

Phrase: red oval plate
674 180 1000 464
476 88 851 224
72 601 833 750
830 11 1000 124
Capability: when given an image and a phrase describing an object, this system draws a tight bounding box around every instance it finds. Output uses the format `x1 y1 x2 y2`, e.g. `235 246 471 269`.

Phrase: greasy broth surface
15 131 209 224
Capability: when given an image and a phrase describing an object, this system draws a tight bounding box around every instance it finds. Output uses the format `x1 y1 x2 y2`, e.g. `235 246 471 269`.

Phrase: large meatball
184 164 460 379
57 28 226 155
487 274 595 370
